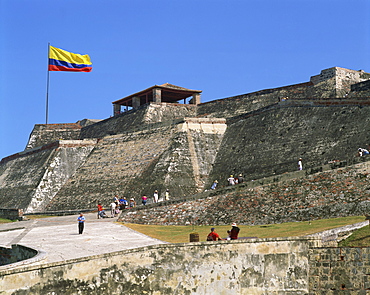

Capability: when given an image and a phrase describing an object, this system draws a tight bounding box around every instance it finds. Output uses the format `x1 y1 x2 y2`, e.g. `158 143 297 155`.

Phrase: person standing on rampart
165 189 170 201
211 180 218 190
298 158 303 170
142 195 147 205
129 198 136 208
153 190 159 203
227 175 235 186
237 174 244 184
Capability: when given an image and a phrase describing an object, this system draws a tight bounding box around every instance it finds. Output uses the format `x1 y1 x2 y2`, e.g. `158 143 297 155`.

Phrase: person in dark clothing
237 174 244 184
230 223 240 240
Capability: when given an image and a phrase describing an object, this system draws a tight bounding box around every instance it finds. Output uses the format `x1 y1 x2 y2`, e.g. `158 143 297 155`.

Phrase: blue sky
0 0 369 160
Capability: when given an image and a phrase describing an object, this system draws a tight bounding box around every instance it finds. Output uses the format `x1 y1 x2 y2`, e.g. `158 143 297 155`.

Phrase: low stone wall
0 237 320 295
0 209 23 221
309 247 370 293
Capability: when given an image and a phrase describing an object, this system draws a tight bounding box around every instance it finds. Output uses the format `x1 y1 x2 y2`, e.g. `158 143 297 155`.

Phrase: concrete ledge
0 244 46 271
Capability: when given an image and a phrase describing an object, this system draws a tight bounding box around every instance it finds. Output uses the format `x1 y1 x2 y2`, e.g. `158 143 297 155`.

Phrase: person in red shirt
97 203 107 218
207 228 222 241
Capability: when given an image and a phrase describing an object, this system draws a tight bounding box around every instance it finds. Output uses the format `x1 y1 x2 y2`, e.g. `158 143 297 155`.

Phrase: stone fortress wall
1 66 370 217
2 67 370 294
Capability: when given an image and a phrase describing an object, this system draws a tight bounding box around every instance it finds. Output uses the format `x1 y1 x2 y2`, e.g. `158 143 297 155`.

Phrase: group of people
227 174 244 186
96 195 137 219
96 189 171 219
206 223 240 241
143 189 170 205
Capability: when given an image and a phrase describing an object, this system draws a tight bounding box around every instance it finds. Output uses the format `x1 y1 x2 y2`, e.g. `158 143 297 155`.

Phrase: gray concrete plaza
0 213 166 266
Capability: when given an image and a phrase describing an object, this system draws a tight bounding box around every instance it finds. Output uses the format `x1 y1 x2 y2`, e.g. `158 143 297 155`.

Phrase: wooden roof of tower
112 83 202 107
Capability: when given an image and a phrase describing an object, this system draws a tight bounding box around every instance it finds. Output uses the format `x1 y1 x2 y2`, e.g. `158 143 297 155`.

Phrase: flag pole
45 43 50 124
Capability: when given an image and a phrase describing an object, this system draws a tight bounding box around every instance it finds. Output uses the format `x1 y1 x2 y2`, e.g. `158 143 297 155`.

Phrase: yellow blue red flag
48 46 92 72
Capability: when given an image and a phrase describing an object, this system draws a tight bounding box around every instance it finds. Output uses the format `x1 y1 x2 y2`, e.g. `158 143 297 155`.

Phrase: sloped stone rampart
0 237 319 295
0 148 57 210
118 161 370 226
47 128 172 210
0 141 96 212
47 119 226 211
208 103 370 187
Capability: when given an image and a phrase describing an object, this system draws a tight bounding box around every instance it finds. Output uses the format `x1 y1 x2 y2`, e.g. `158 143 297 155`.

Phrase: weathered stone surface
118 160 370 226
48 119 226 211
208 102 370 187
0 141 96 213
0 237 317 295
309 247 370 294
26 123 82 150
80 102 197 139
2 66 370 216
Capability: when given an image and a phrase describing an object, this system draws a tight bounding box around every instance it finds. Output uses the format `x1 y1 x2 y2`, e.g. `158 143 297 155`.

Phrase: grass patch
25 215 54 219
0 218 15 224
123 216 365 243
339 225 370 247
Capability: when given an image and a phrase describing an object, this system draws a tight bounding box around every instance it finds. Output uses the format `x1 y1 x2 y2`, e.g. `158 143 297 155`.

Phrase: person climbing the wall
210 180 218 190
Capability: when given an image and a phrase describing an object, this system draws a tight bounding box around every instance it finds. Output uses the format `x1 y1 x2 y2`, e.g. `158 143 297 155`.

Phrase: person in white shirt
110 202 117 218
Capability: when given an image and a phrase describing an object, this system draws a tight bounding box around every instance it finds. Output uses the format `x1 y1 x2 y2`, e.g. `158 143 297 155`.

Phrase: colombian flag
48 46 92 72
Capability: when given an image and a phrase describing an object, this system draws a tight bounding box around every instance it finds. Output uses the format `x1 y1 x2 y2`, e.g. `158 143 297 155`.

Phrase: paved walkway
0 213 166 267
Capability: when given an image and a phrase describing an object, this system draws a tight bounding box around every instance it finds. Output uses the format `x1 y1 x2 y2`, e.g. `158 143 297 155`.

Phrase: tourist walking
142 195 147 205
210 180 218 190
